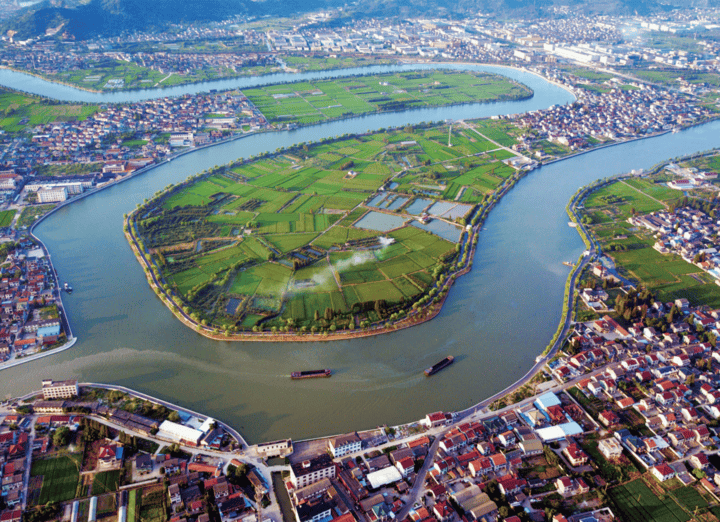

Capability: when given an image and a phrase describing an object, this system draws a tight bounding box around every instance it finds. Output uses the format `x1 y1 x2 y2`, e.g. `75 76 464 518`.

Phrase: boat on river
291 369 332 379
425 356 454 376
63 282 73 293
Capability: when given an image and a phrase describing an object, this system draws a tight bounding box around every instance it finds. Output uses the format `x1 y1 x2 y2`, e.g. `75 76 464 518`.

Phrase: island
127 118 529 339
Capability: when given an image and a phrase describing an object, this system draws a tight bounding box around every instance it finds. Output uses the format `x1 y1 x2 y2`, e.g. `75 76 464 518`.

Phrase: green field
128 489 138 522
245 70 532 125
17 204 56 228
610 480 689 522
44 58 281 92
0 89 97 133
135 119 521 333
91 469 121 495
581 173 720 307
30 454 82 505
0 209 16 227
139 486 167 522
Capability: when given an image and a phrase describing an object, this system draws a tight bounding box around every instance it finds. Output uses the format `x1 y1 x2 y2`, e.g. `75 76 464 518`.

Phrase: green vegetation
609 479 689 522
128 489 138 522
0 89 98 133
138 485 167 522
36 162 104 177
91 470 121 495
578 172 720 307
132 119 523 334
0 209 16 227
45 58 280 92
244 70 532 126
18 205 57 228
30 454 81 505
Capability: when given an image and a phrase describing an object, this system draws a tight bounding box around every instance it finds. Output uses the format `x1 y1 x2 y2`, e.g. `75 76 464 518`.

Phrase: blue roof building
37 325 61 338
534 392 561 412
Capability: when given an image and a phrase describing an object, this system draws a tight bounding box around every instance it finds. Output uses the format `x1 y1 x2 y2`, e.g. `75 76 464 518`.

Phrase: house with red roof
598 410 620 427
652 463 676 482
395 457 414 477
563 444 589 467
432 501 454 522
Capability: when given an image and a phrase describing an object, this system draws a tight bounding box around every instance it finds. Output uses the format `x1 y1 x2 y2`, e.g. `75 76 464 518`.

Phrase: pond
411 219 463 242
405 198 434 215
354 211 408 232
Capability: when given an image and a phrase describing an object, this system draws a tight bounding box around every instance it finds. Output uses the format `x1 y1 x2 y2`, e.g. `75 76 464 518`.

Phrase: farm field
91 469 121 495
0 209 16 227
44 58 282 92
0 89 98 133
609 479 689 522
138 485 167 522
134 119 523 333
245 70 532 125
30 453 82 505
579 173 720 307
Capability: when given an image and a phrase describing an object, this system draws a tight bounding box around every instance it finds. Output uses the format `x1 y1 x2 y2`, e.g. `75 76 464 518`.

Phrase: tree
53 426 71 447
234 463 249 479
168 411 181 422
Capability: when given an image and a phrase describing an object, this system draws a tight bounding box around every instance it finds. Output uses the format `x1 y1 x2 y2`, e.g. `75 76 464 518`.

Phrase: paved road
396 435 443 520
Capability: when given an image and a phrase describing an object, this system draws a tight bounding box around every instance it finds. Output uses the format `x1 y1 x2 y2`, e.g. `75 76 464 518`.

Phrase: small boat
425 356 454 376
562 261 574 267
291 369 331 379
63 282 73 293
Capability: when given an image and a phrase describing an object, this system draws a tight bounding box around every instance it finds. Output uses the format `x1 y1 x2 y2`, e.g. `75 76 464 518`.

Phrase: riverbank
0 338 77 372
1 56 400 95
124 206 476 342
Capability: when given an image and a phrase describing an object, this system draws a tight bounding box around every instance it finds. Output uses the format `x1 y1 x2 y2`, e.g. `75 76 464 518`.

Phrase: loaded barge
291 369 332 379
424 356 454 376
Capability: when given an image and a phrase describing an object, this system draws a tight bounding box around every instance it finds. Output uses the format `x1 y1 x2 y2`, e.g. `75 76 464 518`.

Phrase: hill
3 0 720 41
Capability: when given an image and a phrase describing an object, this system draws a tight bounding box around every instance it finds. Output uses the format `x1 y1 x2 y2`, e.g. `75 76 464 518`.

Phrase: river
0 65 717 444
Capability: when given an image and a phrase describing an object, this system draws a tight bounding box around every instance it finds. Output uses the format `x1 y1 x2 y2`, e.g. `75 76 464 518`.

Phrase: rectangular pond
411 219 462 242
405 198 433 215
367 194 389 207
354 211 407 232
387 197 409 211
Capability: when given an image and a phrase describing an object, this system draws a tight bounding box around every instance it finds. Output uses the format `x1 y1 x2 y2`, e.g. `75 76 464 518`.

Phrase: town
12 276 720 522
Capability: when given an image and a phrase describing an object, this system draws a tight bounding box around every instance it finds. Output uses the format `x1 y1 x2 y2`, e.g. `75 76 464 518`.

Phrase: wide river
1 64 719 444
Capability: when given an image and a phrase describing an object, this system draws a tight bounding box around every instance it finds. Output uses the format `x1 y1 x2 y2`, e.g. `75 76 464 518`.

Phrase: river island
125 72 533 339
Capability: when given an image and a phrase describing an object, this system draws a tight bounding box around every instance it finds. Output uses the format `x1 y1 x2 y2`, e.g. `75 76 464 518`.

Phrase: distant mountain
3 0 720 41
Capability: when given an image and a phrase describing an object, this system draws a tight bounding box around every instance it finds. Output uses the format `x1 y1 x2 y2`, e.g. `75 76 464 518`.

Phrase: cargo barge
291 369 332 379
424 356 454 376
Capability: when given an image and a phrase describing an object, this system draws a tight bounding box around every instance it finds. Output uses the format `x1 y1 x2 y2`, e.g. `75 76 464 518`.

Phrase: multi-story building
41 379 78 399
328 433 361 458
257 439 293 458
290 454 335 488
37 186 68 203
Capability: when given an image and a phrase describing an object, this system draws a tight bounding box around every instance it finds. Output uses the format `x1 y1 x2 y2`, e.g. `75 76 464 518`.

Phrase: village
8 265 720 522
0 237 70 366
